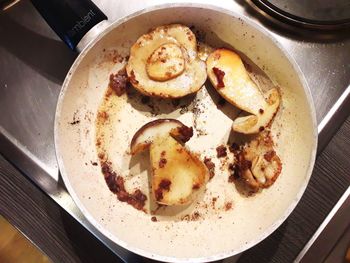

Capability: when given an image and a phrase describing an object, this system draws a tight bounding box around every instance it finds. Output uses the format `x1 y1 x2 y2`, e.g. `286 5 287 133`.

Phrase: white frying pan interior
55 4 317 262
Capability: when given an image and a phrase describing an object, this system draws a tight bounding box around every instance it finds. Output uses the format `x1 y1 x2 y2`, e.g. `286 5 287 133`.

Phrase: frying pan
34 1 317 262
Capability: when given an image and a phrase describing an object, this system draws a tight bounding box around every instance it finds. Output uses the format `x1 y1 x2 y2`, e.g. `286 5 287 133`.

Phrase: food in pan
131 119 208 205
206 48 280 134
126 24 207 98
130 119 193 155
97 25 283 211
230 131 282 192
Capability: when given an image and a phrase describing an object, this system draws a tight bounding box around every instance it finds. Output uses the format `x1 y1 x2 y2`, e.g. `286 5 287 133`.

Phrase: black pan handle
31 0 107 51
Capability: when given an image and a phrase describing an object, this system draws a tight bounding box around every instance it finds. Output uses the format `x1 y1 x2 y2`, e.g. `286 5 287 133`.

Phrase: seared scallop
206 48 280 134
130 119 208 205
126 24 207 98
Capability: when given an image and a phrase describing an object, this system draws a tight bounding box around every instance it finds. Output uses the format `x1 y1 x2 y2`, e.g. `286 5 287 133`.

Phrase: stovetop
249 0 350 29
0 0 349 262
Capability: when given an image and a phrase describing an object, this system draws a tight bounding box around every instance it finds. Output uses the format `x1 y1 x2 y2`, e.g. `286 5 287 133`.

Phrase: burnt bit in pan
109 68 128 96
216 145 227 158
100 161 147 211
203 157 215 179
69 110 80 125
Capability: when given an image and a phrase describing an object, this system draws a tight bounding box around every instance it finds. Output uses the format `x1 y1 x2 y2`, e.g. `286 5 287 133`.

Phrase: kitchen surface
0 0 349 262
0 215 51 263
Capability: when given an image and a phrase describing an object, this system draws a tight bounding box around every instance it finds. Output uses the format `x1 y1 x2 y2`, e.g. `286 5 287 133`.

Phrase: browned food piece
204 157 215 179
232 132 282 192
130 119 193 155
109 68 128 96
206 48 280 134
131 119 208 205
169 125 194 143
216 145 227 158
150 135 208 205
126 24 207 98
101 162 147 210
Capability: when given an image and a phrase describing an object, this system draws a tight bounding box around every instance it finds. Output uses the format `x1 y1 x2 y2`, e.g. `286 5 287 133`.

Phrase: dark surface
31 0 107 50
0 154 124 263
249 0 350 30
301 189 350 263
266 0 350 22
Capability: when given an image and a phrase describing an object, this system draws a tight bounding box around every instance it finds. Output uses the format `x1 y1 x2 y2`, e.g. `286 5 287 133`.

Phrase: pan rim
54 3 318 262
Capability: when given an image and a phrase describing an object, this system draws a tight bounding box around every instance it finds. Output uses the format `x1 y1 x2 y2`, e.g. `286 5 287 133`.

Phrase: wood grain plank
0 154 123 263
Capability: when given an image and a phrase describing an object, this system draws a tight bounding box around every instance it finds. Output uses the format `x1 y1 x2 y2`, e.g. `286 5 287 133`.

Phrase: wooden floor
0 216 51 263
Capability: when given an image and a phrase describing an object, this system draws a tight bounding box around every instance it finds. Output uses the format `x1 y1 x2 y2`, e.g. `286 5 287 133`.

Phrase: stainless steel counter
0 0 349 262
